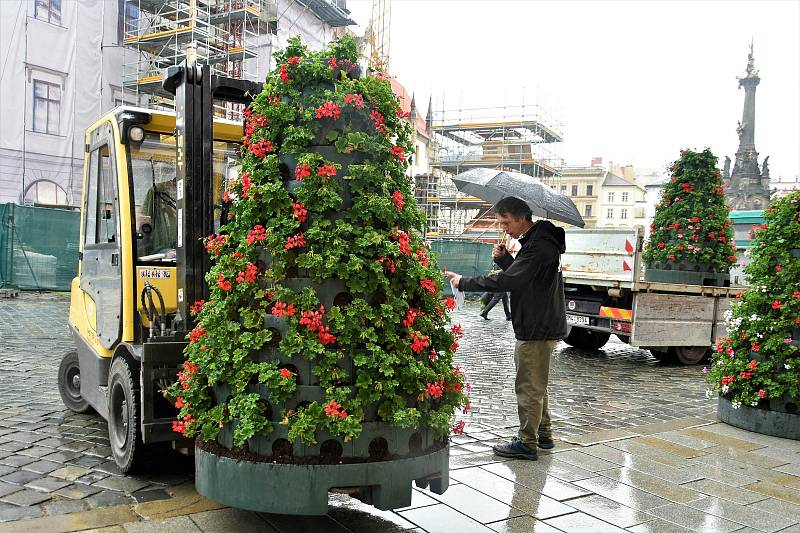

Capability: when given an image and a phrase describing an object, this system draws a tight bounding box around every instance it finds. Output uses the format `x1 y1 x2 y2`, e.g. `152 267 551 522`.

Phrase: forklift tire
108 357 146 473
563 327 611 350
58 351 92 413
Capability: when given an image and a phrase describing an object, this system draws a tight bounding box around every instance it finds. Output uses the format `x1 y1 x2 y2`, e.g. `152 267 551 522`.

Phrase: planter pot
311 108 373 146
789 248 800 258
793 327 800 346
644 263 730 287
717 396 800 440
196 439 448 515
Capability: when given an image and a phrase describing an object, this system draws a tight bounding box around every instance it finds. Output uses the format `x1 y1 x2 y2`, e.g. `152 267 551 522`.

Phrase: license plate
566 313 590 326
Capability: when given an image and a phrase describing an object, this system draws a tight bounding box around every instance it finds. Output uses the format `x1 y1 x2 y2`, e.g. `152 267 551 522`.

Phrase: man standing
445 197 567 460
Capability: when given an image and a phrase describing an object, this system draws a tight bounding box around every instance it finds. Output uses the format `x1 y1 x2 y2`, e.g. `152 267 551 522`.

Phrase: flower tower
643 148 736 286
169 36 468 514
705 190 800 439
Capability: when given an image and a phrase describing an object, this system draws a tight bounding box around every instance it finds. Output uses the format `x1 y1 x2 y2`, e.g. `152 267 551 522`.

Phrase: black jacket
459 220 568 341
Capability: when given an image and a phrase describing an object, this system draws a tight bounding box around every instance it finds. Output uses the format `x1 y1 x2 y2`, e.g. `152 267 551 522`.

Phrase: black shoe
505 316 512 320
493 439 538 460
480 314 489 320
538 435 555 450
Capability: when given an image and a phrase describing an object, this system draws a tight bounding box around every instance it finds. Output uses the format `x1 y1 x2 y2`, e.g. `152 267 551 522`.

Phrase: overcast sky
345 0 800 180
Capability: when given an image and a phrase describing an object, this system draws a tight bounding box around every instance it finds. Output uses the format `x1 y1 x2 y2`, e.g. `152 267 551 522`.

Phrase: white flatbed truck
560 228 738 364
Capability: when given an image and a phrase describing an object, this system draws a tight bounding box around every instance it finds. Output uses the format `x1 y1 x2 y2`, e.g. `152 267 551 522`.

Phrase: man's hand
492 244 507 259
443 270 462 288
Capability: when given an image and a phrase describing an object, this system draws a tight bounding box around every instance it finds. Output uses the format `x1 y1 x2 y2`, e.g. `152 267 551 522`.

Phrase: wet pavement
1 292 799 532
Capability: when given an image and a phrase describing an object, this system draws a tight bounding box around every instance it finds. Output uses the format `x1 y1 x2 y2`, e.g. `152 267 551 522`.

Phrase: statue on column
761 156 770 179
723 156 731 179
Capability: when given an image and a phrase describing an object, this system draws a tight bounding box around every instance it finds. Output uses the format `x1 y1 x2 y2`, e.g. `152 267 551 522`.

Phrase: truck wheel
564 327 611 350
650 346 709 365
672 346 709 365
107 357 146 473
58 351 92 413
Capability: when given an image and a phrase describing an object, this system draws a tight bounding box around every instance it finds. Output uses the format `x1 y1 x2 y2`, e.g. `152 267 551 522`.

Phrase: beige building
558 158 646 229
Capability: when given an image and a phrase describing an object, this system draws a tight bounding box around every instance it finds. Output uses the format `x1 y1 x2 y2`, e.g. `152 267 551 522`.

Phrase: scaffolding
122 0 278 114
419 94 564 240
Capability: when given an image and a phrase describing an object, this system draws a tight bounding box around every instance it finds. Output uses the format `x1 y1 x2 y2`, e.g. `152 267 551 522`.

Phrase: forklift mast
162 60 260 334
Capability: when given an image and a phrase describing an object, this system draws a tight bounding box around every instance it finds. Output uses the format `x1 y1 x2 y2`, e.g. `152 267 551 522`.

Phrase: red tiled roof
388 75 428 136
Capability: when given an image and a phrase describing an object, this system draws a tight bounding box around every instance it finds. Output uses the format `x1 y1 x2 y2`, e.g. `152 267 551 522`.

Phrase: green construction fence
0 203 80 291
429 238 494 295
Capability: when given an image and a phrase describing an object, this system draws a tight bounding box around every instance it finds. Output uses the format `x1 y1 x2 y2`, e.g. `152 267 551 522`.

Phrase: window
607 208 614 219
23 180 69 206
97 146 117 243
607 192 615 202
622 192 629 202
586 184 593 196
584 204 592 217
117 0 139 43
35 0 61 24
560 185 567 192
571 185 578 196
621 208 628 219
33 80 61 134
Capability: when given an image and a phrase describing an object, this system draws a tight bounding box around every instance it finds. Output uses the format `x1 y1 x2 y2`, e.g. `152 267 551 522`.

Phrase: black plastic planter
717 396 800 440
644 262 730 287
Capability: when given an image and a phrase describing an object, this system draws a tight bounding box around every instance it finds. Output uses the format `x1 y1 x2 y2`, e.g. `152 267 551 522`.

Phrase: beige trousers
514 339 556 448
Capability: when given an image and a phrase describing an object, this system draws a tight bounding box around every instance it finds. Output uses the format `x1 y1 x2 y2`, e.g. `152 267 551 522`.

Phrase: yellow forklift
58 62 259 472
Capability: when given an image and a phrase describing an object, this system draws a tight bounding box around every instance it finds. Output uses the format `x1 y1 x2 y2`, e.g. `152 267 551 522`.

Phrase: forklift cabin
59 62 259 472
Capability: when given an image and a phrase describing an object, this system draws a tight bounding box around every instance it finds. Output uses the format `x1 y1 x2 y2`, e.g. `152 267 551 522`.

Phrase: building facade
0 0 352 208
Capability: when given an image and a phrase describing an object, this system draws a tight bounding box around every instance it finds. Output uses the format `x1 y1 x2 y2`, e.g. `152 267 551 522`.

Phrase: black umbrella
451 168 585 228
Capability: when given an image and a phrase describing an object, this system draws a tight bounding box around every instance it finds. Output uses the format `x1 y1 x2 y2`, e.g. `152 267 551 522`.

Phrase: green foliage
643 148 736 272
705 190 800 407
167 36 468 450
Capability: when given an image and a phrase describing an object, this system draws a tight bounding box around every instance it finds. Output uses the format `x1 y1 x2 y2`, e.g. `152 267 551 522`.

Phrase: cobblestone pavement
3 293 800 533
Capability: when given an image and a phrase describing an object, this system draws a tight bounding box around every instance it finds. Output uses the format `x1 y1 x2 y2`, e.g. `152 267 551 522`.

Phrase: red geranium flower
420 278 437 294
280 368 294 379
392 190 404 209
295 164 311 180
389 146 406 161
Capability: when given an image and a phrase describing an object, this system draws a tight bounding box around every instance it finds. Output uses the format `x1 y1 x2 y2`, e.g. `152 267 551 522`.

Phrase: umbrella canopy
451 168 585 228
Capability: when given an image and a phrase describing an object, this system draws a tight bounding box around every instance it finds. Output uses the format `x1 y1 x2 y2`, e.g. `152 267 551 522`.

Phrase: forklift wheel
108 357 146 473
58 351 92 413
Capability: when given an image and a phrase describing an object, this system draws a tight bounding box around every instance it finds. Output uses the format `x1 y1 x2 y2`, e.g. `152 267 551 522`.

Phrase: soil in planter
197 435 447 465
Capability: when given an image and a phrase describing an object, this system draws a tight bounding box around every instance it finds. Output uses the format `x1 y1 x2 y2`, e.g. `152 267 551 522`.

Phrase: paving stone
573 476 671 510
21 460 62 475
54 483 103 500
134 494 224 521
327 492 418 532
123 516 202 533
49 465 93 481
543 511 628 532
747 496 800 521
398 503 494 533
744 481 800 505
394 488 439 511
482 462 591 501
93 476 150 493
627 518 695 532
645 502 751 532
681 478 768 505
686 495 797 532
40 450 83 464
0 483 22 499
680 427 767 452
76 471 112 484
131 489 172 504
18 446 65 459
87 490 136 509
0 488 52 506
0 505 139 531
0 470 41 485
0 502 43 522
486 515 562 533
42 497 90 516
0 455 36 468
702 445 791 469
598 467 704 503
426 483 523 523
566 494 653 528
628 436 706 459
24 476 72 493
603 440 702 468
